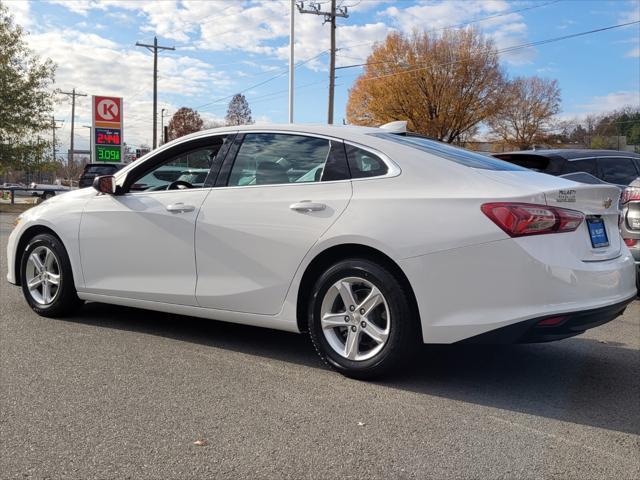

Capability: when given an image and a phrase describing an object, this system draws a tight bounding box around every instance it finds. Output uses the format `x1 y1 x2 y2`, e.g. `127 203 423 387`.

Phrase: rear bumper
460 297 634 344
400 237 638 344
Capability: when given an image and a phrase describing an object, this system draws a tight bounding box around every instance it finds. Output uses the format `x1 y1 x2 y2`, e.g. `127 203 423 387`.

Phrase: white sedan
6 124 637 378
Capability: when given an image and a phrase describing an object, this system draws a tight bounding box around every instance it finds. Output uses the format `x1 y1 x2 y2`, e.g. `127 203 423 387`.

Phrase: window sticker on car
556 189 576 202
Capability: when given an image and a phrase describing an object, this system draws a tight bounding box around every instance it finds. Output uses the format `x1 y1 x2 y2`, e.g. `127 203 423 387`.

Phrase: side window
562 158 597 175
128 136 229 192
598 158 639 185
227 133 339 186
345 144 388 178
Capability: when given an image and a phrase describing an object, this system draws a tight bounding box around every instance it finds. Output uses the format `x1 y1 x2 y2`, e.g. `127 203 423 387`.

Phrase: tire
308 258 418 379
41 192 54 200
20 233 83 318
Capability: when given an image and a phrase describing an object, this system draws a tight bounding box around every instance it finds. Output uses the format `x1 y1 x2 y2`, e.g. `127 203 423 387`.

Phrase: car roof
496 149 640 160
164 123 385 145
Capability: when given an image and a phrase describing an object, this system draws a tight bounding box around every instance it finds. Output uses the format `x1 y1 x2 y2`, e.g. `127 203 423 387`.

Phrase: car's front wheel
308 258 418 379
20 233 83 317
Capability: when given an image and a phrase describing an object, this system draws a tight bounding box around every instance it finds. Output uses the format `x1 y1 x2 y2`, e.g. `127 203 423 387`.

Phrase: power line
199 79 329 112
195 50 329 112
337 0 564 52
336 20 640 78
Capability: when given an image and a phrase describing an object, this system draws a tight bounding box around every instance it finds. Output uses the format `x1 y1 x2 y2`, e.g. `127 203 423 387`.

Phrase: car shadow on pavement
72 302 639 437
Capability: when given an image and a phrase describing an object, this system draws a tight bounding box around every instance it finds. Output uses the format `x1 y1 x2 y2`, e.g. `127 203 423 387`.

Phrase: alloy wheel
25 246 61 305
319 276 391 361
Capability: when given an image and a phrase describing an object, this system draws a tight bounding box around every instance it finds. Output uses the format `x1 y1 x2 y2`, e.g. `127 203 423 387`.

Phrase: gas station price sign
96 145 121 162
95 127 121 145
92 96 123 163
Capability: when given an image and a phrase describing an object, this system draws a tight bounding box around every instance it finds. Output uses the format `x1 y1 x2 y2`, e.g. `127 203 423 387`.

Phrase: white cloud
576 91 640 115
618 1 640 23
48 0 99 16
379 0 534 65
626 46 640 57
4 0 32 28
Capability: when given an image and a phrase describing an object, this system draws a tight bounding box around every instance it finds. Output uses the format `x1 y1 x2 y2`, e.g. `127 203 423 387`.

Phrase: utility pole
289 0 295 123
136 37 175 149
51 116 63 162
60 88 87 165
297 0 348 124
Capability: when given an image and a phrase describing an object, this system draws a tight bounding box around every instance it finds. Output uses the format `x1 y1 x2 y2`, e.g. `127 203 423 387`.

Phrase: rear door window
227 133 348 186
345 145 388 178
597 157 639 185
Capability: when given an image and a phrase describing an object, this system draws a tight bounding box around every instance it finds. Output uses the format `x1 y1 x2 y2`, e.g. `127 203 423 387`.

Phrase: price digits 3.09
97 148 120 161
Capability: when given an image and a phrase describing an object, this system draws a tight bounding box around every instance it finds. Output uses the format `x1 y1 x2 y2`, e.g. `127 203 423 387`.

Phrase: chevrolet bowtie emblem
603 197 613 209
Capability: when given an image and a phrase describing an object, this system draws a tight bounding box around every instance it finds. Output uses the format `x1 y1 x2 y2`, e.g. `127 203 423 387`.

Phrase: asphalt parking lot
1 211 639 479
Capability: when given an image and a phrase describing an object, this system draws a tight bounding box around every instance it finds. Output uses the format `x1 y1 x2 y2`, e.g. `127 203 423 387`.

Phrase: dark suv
78 163 124 188
492 150 640 187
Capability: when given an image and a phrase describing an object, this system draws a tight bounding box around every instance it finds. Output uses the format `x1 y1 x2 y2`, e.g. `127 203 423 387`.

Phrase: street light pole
161 108 167 144
288 0 295 123
82 125 92 162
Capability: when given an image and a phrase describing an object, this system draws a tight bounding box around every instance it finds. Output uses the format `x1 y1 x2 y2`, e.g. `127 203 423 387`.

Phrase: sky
4 0 640 153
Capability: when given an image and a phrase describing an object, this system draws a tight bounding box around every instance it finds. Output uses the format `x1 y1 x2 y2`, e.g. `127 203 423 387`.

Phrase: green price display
96 145 121 162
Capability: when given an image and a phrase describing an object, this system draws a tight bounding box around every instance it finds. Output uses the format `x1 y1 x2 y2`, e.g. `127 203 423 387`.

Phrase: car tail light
624 238 638 247
621 187 640 204
481 202 584 237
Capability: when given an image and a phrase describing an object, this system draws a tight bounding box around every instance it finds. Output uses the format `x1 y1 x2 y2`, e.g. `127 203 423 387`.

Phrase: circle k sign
94 96 122 123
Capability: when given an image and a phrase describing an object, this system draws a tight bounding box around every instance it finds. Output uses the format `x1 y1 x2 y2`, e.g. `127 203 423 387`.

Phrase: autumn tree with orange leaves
346 29 506 143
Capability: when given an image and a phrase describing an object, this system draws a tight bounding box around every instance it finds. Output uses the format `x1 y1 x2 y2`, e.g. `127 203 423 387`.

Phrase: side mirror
93 175 116 195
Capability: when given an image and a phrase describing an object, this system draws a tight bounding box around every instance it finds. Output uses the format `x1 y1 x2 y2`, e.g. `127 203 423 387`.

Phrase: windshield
370 133 526 171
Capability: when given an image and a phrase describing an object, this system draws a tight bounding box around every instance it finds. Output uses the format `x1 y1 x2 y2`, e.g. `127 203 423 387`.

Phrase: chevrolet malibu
6 124 637 378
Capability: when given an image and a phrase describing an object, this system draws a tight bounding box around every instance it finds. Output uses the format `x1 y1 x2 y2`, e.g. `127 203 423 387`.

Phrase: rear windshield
85 165 118 175
493 153 551 172
370 133 526 171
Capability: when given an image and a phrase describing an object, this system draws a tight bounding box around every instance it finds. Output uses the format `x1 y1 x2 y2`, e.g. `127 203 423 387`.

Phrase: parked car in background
28 183 71 200
6 124 637 378
78 163 125 188
621 178 640 287
492 150 640 187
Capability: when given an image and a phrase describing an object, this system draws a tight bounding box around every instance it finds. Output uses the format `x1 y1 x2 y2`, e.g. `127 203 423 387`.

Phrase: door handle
166 203 195 213
290 201 326 213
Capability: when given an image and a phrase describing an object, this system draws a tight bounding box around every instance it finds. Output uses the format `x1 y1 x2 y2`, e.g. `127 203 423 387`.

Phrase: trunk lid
478 170 623 261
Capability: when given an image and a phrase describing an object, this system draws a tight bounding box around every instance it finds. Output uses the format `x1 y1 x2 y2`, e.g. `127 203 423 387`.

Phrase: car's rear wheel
20 233 83 317
41 192 54 200
308 258 417 379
